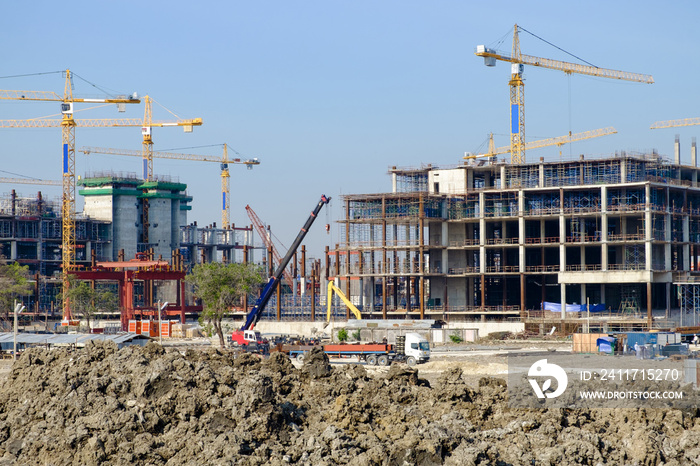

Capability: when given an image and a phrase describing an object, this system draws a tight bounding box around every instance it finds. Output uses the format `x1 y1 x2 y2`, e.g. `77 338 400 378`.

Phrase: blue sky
1 1 699 259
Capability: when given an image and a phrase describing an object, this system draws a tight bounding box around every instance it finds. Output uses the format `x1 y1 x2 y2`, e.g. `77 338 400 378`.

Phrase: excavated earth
0 341 699 465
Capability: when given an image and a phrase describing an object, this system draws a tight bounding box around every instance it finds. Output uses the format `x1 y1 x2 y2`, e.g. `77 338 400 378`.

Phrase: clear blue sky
1 1 699 259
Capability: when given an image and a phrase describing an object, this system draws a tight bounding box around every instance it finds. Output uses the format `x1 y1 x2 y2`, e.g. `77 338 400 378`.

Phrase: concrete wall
147 197 173 260
113 193 139 260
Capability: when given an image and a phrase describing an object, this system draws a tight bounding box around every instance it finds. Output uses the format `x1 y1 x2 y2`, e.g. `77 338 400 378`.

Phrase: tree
0 262 31 324
186 262 264 348
62 276 118 331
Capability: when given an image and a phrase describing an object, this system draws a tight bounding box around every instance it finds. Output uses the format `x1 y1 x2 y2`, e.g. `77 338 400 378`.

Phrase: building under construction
331 143 700 333
0 172 255 316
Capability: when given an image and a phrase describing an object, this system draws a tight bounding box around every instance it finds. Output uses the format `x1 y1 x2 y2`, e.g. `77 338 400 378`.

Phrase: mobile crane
231 194 331 348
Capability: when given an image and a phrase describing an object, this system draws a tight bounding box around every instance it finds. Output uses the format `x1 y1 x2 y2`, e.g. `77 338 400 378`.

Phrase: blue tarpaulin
542 302 606 313
597 336 616 354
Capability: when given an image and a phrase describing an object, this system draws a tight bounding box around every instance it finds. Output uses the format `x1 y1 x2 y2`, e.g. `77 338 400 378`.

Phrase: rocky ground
0 341 698 465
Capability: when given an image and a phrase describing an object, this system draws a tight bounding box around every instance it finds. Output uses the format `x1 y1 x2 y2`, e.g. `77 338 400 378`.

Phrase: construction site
1 25 700 339
5 9 700 465
331 145 700 334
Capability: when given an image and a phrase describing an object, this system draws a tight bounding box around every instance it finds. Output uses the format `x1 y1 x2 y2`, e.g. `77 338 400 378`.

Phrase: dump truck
276 333 430 366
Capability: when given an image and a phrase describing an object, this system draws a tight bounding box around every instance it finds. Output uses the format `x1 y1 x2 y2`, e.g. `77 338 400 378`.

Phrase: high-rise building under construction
331 146 700 333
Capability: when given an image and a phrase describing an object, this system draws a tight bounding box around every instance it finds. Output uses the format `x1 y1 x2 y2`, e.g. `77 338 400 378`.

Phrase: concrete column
683 215 690 271
647 281 653 329
539 158 545 188
675 135 681 165
559 210 566 274
561 283 567 320
500 165 506 189
600 285 606 308
693 138 697 168
580 283 586 309
441 222 448 274
391 171 397 193
621 157 627 184
479 192 485 274
602 185 608 271
645 184 653 271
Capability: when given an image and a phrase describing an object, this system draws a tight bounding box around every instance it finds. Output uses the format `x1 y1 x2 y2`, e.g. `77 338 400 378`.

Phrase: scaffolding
679 283 700 327
563 190 601 213
393 170 429 193
608 188 645 212
505 165 539 188
447 195 479 220
583 159 621 185
483 192 518 217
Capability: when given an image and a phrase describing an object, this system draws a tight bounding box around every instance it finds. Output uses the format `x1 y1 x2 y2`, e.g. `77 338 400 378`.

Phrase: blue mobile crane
230 194 331 347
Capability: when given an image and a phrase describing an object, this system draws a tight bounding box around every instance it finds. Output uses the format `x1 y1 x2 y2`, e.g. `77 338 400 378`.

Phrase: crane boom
0 90 139 103
476 47 654 84
80 145 259 228
475 24 652 164
650 118 700 130
245 205 294 290
0 118 202 128
466 127 617 159
242 195 331 331
0 178 61 186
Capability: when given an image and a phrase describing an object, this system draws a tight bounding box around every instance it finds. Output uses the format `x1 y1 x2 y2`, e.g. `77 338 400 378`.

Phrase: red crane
245 205 294 290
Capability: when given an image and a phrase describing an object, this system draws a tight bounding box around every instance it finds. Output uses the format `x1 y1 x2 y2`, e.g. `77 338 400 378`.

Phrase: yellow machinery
476 24 653 164
327 280 362 324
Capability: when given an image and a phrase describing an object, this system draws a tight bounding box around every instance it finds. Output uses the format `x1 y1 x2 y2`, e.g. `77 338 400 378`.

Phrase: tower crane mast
475 24 653 164
0 70 140 324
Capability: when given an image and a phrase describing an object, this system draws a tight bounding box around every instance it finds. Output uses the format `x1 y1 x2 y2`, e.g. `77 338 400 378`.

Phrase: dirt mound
0 341 698 465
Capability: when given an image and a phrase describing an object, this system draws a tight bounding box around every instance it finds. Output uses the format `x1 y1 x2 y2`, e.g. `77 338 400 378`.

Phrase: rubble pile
0 342 698 465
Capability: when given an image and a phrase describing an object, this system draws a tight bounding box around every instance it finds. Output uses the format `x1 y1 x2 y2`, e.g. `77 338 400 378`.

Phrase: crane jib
242 194 331 330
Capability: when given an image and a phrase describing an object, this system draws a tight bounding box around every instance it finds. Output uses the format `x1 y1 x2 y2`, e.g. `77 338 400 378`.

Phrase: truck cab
404 332 430 365
231 329 263 347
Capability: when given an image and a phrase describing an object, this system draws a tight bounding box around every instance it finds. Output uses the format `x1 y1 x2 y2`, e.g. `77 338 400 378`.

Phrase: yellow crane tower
80 144 260 228
475 24 653 164
136 96 202 245
0 69 140 325
464 127 618 161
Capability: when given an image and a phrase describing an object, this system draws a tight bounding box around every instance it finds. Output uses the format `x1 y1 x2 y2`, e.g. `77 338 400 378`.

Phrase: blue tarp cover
597 336 616 354
542 302 606 313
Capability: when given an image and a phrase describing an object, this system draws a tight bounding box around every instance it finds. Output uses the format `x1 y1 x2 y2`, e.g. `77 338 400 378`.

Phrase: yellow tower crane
0 69 140 325
475 24 653 164
465 127 618 160
79 144 260 228
136 96 202 245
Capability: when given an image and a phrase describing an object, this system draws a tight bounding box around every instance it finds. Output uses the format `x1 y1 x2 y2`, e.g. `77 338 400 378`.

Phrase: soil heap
0 341 698 465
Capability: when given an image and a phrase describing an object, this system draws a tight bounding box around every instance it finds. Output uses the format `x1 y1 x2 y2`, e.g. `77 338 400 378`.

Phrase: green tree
186 262 264 348
62 276 118 331
337 328 348 342
0 262 31 322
